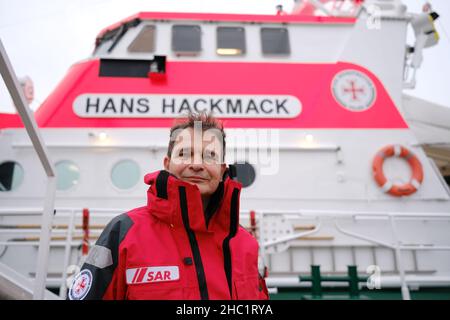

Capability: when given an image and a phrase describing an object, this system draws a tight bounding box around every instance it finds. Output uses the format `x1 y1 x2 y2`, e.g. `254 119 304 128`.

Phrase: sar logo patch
68 269 93 300
126 266 180 284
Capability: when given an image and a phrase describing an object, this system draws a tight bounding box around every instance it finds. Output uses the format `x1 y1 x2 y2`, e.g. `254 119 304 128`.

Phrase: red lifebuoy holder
372 145 424 197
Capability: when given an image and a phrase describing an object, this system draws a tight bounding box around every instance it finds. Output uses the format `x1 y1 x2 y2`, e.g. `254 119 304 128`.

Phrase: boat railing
257 210 450 300
0 38 56 299
1 207 450 300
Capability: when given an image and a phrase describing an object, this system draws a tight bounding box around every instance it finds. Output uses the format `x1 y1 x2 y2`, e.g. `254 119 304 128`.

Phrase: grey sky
0 0 449 113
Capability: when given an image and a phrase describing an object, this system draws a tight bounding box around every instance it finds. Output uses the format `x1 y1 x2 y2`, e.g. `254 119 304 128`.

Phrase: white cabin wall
96 15 408 113
339 12 409 113
1 128 450 211
96 20 353 63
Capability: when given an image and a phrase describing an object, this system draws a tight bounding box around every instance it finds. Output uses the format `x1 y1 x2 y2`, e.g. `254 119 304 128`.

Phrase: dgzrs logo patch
68 269 93 300
331 69 376 112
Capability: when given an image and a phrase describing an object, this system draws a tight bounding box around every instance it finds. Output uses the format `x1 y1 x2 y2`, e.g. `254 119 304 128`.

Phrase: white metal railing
292 0 363 17
1 207 450 300
59 209 76 299
256 210 450 300
0 207 123 299
0 39 56 300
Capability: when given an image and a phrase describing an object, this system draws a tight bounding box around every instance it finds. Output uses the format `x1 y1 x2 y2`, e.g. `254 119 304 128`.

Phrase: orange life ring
372 145 423 197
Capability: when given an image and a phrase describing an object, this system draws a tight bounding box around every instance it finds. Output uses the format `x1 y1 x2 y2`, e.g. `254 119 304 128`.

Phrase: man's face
164 127 226 197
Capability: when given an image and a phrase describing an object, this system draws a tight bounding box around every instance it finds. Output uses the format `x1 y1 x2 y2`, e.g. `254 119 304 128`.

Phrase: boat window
172 25 202 55
111 160 141 190
0 161 24 192
216 26 246 56
56 160 80 191
128 25 156 53
261 27 290 55
233 162 256 188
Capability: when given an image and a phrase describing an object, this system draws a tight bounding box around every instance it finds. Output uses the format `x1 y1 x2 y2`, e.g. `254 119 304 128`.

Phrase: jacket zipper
222 188 240 299
179 186 209 300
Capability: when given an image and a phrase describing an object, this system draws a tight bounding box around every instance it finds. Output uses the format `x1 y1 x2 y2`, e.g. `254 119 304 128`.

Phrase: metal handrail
332 214 450 300
1 206 450 300
59 209 76 299
0 39 56 299
263 220 322 248
2 207 450 218
256 210 450 300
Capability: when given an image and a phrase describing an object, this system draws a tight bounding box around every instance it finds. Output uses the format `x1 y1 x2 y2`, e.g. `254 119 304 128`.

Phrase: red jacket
68 170 269 300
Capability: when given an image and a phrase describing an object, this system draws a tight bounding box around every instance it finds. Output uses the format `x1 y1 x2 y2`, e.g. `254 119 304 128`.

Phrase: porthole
55 160 80 191
0 161 24 192
111 160 141 190
233 162 256 188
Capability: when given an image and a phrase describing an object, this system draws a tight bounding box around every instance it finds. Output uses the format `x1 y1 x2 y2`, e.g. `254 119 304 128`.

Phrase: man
68 112 269 300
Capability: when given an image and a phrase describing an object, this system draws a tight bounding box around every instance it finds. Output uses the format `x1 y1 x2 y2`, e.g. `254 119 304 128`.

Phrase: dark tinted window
234 162 256 188
217 27 246 55
128 25 156 53
172 25 201 54
261 27 290 55
0 161 24 192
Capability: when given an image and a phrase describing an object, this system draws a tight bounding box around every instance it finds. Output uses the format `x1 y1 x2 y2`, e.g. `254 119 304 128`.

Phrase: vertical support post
82 208 90 256
249 210 256 237
348 265 359 298
33 177 56 299
59 209 76 299
258 211 266 260
389 215 411 300
311 265 322 298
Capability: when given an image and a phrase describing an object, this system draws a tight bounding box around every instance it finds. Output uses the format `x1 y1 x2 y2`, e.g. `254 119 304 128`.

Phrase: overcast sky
0 0 449 113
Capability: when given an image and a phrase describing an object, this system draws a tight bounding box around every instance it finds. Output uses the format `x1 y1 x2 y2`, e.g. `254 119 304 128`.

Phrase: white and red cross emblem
331 70 376 112
68 269 93 300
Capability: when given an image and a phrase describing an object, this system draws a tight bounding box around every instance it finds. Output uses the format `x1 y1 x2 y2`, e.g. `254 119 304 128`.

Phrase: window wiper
107 24 128 53
94 18 141 53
